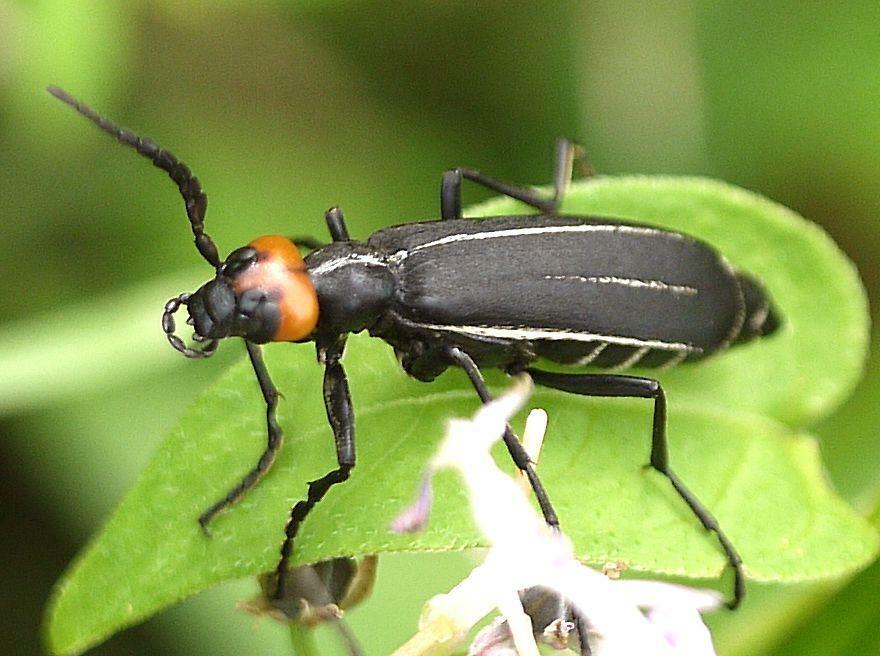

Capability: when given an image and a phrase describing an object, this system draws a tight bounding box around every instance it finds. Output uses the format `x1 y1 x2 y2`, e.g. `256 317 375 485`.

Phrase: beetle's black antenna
47 86 221 268
162 293 218 358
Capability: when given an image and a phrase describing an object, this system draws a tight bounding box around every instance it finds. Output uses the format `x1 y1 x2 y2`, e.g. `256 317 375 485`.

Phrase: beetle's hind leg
444 346 560 529
527 369 745 609
440 138 585 220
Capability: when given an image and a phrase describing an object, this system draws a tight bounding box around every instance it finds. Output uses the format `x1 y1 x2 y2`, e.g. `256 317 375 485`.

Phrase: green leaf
45 178 874 655
0 272 204 413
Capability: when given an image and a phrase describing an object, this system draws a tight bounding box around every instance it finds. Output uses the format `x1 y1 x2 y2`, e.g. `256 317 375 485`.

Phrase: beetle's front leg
324 206 351 242
198 340 284 532
273 336 356 599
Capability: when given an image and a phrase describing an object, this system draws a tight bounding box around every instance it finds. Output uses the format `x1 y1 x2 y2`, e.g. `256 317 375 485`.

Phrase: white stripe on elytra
543 274 697 297
395 223 683 260
408 321 697 352
309 253 387 277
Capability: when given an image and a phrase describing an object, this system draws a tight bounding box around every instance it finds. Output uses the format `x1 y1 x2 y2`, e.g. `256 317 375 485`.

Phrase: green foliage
44 178 873 655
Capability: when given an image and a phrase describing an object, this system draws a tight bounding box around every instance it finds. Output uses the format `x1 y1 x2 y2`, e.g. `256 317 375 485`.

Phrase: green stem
289 623 319 656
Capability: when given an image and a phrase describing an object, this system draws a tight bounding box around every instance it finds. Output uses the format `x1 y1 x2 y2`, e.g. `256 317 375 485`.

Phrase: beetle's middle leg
444 345 560 529
527 368 745 609
445 346 594 654
273 336 357 599
440 138 584 220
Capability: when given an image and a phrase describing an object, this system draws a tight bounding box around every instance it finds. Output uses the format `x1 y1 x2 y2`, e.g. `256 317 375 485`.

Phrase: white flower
391 375 722 656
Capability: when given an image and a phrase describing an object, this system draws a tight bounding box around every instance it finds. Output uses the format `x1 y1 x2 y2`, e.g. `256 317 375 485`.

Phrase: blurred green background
1 1 879 654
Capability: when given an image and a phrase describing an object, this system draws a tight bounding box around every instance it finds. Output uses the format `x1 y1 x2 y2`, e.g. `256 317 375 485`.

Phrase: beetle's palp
162 292 218 359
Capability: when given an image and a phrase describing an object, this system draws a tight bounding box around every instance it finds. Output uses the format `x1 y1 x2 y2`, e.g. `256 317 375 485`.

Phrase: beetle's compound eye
231 235 320 341
221 246 259 277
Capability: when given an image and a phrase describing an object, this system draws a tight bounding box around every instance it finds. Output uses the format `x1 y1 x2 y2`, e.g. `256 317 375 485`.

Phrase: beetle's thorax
305 241 395 336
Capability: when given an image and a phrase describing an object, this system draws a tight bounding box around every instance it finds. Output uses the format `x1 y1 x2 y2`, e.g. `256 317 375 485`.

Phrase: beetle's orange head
164 236 320 357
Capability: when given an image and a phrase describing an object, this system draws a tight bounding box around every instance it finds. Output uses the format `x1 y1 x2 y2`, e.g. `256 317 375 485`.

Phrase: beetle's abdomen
734 272 781 343
380 217 752 366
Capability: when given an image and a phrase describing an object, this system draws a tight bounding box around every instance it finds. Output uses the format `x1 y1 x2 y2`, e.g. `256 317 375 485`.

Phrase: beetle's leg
445 346 560 529
519 587 592 654
394 340 452 382
325 206 351 242
557 604 593 655
446 348 592 649
290 235 327 253
440 138 583 220
527 369 745 609
198 341 283 531
273 336 356 599
572 605 592 655
554 600 593 655
397 333 522 383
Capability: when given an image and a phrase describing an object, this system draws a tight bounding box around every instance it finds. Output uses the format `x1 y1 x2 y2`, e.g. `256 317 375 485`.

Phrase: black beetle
49 86 779 611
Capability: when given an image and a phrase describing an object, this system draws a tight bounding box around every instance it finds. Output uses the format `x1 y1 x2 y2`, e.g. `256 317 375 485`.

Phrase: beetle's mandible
49 86 780 612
